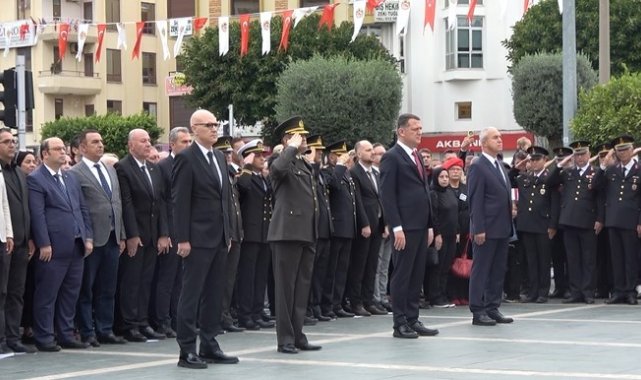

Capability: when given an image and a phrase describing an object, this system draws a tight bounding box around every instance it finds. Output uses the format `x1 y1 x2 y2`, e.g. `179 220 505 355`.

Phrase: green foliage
512 53 597 145
572 72 641 144
503 0 641 75
274 55 401 147
180 13 394 132
40 113 162 159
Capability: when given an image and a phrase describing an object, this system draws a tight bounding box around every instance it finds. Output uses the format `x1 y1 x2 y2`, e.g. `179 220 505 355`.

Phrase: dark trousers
428 234 457 303
150 242 181 330
608 227 640 297
347 232 382 307
322 237 352 314
0 242 8 342
221 240 241 327
390 230 427 328
21 255 35 330
563 227 597 299
521 232 552 300
237 241 271 324
595 229 613 297
33 240 84 345
504 241 523 300
270 241 314 347
469 238 508 317
176 243 227 355
2 243 29 344
76 233 120 338
551 231 569 294
117 244 156 331
309 238 331 316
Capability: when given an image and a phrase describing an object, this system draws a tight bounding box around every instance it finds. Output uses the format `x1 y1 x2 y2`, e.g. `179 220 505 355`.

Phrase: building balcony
38 70 102 96
39 26 98 44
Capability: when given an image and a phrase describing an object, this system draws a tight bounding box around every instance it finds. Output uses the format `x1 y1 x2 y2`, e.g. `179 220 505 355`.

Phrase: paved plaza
2 301 641 380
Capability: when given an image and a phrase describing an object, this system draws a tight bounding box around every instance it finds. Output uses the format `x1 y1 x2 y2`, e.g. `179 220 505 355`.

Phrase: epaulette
241 169 253 176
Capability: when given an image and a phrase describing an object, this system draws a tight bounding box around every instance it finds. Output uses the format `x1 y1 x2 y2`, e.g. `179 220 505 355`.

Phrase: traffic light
0 69 17 127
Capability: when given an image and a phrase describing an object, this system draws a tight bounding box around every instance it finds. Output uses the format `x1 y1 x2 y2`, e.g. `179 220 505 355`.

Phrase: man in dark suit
173 110 238 369
268 116 321 354
0 129 32 353
348 140 387 316
115 129 170 342
467 127 514 326
548 141 603 304
379 114 439 338
151 127 191 338
28 137 93 351
72 130 127 347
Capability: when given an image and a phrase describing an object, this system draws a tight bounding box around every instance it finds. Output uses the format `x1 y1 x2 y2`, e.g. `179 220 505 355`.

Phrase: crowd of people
0 110 639 369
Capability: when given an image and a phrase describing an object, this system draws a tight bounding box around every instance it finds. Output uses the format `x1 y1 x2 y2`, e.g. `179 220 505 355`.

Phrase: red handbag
451 235 473 279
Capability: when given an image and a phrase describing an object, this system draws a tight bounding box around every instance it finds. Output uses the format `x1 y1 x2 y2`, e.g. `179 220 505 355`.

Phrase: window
84 54 94 77
168 0 195 18
141 3 155 35
231 0 259 15
85 104 95 116
143 102 158 120
54 99 63 120
142 53 156 85
170 97 196 130
84 2 93 22
300 0 329 7
107 100 122 114
51 47 62 74
106 0 120 30
106 49 121 82
446 16 483 70
456 102 472 120
456 0 483 4
53 0 61 19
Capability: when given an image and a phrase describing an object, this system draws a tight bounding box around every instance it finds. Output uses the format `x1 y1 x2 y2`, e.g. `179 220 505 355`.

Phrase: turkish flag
58 23 69 60
424 0 436 31
240 14 250 57
132 21 145 59
319 3 339 30
95 23 107 62
279 10 293 51
366 0 384 11
193 17 208 32
467 0 477 23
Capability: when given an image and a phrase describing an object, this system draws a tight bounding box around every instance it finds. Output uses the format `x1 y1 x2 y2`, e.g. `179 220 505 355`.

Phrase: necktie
94 163 112 198
367 170 378 193
623 166 627 177
207 151 223 188
140 165 152 187
494 160 507 186
412 150 424 179
54 173 66 193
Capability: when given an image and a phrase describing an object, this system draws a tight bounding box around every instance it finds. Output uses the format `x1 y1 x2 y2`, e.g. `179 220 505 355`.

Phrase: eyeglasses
194 122 220 129
48 146 66 152
0 139 16 145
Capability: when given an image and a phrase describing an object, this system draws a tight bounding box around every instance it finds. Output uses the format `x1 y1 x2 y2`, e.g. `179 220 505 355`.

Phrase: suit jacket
379 144 432 232
71 160 125 247
313 163 333 240
1 163 26 244
157 155 175 239
28 165 92 257
467 155 512 239
515 169 559 233
237 168 272 243
115 154 168 246
547 165 603 229
267 146 318 244
350 163 384 233
326 164 365 240
592 162 641 230
172 143 231 247
228 164 244 243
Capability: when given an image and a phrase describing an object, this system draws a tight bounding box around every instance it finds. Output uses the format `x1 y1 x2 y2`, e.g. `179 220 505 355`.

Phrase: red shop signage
419 130 534 152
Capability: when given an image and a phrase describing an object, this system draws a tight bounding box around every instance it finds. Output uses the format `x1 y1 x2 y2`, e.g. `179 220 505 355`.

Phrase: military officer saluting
548 141 604 304
515 146 559 303
592 135 641 305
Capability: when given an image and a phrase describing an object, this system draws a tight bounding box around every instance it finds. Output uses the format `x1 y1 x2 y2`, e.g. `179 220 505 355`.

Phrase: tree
511 53 597 148
180 13 394 132
41 113 162 159
503 0 641 75
273 55 402 146
572 72 641 144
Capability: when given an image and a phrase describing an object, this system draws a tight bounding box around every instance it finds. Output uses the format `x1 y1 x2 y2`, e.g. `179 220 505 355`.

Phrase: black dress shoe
303 316 318 326
239 320 260 330
277 344 299 354
380 302 393 312
472 315 497 326
199 349 239 364
393 324 419 339
352 305 372 317
409 321 439 336
315 314 332 322
123 329 147 342
223 324 246 333
157 325 177 338
324 311 337 319
261 313 276 322
82 336 101 347
255 319 275 328
178 352 208 369
487 311 514 324
585 297 595 304
605 296 623 304
296 342 322 351
365 304 388 315
627 295 638 305
334 309 354 318
97 333 127 344
59 340 89 349
520 297 537 303
140 326 166 340
563 296 583 304
7 341 36 353
36 342 62 352
535 297 548 303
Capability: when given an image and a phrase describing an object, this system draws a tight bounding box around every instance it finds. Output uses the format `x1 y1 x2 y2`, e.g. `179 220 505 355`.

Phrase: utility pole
599 0 610 84
16 55 26 150
562 0 577 145
227 104 234 136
